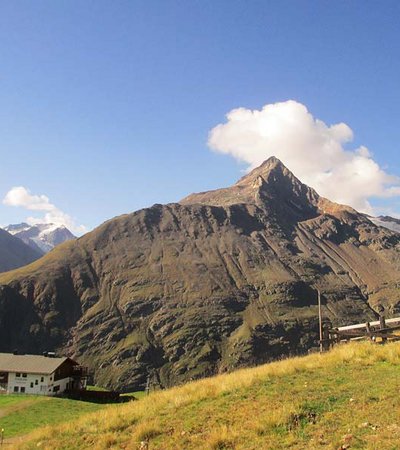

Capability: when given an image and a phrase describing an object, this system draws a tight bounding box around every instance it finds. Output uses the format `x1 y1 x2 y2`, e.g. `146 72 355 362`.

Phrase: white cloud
208 100 400 214
3 186 86 234
3 186 55 212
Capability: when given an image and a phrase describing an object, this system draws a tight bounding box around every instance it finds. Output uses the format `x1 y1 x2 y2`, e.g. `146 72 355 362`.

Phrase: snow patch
369 216 400 234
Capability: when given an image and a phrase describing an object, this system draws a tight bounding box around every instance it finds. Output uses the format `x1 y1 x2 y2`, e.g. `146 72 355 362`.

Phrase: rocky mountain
0 228 42 273
4 223 75 254
0 157 400 391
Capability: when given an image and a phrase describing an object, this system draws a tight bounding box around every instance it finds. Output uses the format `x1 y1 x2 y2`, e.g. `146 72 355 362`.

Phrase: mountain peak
257 155 283 170
256 155 282 169
235 156 296 188
180 156 355 220
181 156 317 209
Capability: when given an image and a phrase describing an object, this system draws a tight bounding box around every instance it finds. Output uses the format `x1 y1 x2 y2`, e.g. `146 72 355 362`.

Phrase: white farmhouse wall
7 372 74 395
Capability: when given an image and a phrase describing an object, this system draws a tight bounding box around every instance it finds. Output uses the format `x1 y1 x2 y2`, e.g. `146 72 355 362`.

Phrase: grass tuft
206 425 236 449
132 421 162 442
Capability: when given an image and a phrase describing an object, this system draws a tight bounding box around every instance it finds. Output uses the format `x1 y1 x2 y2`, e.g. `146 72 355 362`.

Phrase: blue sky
1 1 400 232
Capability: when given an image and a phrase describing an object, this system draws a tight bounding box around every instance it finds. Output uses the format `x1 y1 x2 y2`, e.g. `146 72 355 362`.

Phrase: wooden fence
323 316 400 350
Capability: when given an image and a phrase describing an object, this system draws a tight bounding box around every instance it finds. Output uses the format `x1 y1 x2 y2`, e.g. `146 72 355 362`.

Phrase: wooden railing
325 316 400 349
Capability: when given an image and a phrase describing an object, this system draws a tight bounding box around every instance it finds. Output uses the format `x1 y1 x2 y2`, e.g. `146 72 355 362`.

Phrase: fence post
379 315 387 343
365 322 372 340
318 291 323 353
322 325 331 351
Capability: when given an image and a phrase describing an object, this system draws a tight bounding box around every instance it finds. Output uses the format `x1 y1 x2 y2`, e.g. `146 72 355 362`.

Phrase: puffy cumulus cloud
3 186 86 235
3 186 55 212
208 100 400 214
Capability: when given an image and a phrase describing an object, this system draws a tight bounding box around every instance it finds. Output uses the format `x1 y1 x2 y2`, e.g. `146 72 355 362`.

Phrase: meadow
0 395 107 441
8 341 400 449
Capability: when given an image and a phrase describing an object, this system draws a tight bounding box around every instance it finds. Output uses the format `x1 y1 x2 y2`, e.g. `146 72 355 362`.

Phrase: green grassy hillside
0 395 106 440
11 342 400 449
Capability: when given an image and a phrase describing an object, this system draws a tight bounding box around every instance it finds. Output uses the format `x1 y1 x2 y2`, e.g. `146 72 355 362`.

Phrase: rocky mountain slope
0 157 400 391
0 228 42 273
5 223 75 254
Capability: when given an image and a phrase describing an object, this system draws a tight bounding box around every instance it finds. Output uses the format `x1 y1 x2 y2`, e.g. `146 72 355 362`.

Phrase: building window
41 377 44 382
16 373 21 378
22 373 27 378
20 387 25 393
35 380 38 385
30 382 34 388
53 385 60 392
14 386 19 393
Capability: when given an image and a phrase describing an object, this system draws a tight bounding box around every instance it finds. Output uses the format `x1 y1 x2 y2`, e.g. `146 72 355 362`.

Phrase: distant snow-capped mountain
4 223 76 254
368 216 400 234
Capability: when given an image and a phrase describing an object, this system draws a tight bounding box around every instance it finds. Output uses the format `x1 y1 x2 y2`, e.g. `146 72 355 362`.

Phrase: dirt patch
2 433 29 446
0 399 39 420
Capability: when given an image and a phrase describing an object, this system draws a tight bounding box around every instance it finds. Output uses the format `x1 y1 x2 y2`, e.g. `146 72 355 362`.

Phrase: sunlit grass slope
0 395 106 439
15 342 400 450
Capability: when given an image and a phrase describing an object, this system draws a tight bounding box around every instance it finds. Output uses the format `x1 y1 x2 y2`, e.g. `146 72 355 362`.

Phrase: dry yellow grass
13 342 400 449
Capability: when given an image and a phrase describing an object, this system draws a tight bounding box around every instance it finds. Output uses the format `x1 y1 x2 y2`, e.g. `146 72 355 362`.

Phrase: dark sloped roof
0 353 74 375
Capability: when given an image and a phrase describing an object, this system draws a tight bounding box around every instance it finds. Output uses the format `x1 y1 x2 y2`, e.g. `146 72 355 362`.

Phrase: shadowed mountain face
0 228 43 273
1 157 400 391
